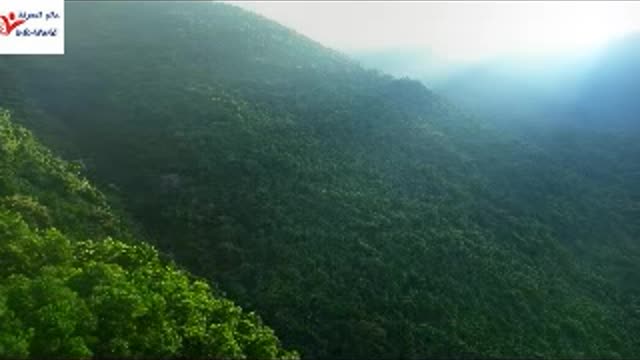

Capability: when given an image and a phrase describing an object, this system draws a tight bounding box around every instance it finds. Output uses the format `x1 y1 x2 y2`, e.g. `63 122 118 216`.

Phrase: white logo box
0 0 64 55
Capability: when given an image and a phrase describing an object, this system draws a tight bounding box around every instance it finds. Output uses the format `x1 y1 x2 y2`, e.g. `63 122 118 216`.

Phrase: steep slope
0 2 639 358
0 110 296 358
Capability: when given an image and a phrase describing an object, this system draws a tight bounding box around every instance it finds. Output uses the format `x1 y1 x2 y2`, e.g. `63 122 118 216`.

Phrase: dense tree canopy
0 110 296 359
0 2 639 359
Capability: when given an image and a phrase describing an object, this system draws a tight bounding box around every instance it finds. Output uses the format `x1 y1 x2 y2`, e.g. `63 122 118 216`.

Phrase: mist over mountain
577 34 640 128
351 48 460 85
353 33 640 131
0 2 639 359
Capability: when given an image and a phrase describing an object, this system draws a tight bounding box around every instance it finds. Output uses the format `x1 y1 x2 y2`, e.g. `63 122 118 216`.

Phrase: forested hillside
1 2 639 358
0 110 296 358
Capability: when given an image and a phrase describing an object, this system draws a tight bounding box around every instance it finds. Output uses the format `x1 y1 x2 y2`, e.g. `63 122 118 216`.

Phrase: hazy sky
228 1 640 63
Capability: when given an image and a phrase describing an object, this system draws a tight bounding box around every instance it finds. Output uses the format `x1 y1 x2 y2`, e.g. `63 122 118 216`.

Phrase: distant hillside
576 34 640 127
357 34 640 132
0 2 639 358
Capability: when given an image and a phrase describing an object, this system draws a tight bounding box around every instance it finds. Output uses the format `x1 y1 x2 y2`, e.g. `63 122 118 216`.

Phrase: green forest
0 110 296 358
0 2 639 359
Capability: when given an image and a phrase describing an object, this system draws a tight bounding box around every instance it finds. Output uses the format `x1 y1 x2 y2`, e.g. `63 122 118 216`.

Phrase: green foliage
0 211 297 359
0 109 123 240
0 111 297 358
0 2 638 359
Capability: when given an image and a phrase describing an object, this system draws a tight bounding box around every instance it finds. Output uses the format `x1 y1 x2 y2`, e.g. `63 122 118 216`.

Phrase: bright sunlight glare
228 1 640 62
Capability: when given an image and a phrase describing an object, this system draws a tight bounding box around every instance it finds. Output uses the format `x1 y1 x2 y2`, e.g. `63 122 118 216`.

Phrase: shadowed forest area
0 2 639 359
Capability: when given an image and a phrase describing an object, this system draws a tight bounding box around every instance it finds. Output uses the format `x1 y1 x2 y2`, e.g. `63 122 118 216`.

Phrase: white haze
227 1 640 64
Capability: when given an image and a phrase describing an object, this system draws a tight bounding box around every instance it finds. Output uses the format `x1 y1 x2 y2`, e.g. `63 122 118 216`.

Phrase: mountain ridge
0 2 639 358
